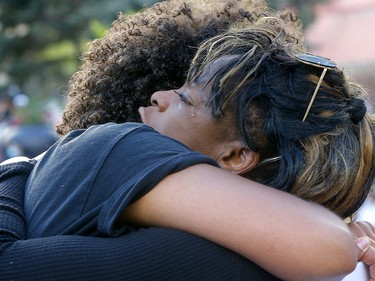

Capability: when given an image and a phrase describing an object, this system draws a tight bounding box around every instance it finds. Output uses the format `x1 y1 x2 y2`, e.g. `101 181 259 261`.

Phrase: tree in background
0 0 158 123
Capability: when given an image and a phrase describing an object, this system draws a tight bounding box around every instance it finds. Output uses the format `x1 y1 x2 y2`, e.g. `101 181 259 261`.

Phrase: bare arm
0 161 279 281
120 164 358 281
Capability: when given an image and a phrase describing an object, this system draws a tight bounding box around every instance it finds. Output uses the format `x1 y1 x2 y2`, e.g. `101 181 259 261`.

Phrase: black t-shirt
0 153 280 281
25 122 219 237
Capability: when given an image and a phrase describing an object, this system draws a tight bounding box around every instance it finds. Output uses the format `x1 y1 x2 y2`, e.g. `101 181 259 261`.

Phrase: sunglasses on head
295 53 337 122
255 54 338 168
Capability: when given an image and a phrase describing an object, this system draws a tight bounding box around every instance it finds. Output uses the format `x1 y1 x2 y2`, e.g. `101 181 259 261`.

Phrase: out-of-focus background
0 0 159 160
0 0 374 161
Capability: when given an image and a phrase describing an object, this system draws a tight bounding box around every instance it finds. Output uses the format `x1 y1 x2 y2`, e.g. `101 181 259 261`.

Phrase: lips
138 106 158 125
138 107 145 123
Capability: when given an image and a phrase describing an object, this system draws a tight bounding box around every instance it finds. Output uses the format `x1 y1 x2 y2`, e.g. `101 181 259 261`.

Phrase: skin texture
139 59 248 163
139 87 232 158
121 164 358 281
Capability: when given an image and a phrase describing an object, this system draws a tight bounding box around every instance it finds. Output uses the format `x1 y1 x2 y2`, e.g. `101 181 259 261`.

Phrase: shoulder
64 122 174 146
55 122 159 153
64 122 146 140
88 122 194 154
87 122 145 133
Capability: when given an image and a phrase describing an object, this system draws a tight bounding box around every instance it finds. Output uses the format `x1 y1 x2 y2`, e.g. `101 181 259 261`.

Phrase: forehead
195 56 232 83
188 56 233 100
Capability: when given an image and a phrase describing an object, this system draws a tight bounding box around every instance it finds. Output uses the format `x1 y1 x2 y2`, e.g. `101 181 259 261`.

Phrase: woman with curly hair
1 1 375 281
56 0 303 135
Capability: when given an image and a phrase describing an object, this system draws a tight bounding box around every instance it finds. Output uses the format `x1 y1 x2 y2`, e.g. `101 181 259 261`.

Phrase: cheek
157 110 194 138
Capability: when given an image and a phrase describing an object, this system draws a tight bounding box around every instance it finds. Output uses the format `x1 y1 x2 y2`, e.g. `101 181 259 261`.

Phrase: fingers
370 264 375 281
349 221 372 236
355 236 375 281
355 236 375 280
349 221 375 248
356 237 371 261
357 222 375 241
349 220 375 274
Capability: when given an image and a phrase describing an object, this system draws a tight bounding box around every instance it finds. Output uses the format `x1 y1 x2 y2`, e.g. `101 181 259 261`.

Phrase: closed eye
173 90 193 106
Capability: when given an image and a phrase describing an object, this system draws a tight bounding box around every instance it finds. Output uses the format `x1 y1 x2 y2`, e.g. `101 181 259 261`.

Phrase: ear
217 141 260 175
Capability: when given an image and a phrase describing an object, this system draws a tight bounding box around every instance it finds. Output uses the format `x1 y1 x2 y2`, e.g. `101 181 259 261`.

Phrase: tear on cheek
190 107 197 117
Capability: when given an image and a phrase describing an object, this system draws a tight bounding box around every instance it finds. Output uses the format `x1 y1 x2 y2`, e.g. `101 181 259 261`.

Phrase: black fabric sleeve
0 162 33 243
0 162 280 281
1 228 281 281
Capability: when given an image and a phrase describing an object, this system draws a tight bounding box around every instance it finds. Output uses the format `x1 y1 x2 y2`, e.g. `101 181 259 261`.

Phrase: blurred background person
0 84 58 161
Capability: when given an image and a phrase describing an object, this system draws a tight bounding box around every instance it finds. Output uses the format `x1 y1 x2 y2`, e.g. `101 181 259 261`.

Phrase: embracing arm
3 229 282 281
0 161 368 281
121 164 359 281
0 161 280 281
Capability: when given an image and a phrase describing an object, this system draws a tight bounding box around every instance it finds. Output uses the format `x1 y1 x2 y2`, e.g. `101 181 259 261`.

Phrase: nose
150 90 173 112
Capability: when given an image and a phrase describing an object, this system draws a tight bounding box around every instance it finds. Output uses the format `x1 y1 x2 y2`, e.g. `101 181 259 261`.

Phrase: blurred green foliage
0 0 158 123
0 0 322 123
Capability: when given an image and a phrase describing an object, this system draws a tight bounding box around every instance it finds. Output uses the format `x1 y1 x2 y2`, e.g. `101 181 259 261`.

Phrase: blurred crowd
0 85 58 161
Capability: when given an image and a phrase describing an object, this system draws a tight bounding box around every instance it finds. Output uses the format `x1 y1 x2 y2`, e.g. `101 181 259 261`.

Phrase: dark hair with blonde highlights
187 17 375 218
56 0 372 218
57 0 301 135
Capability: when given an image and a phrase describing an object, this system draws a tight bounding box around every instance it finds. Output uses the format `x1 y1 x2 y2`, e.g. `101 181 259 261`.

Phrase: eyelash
173 90 192 106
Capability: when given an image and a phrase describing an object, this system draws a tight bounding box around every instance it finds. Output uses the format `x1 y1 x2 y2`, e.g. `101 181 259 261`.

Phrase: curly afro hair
56 0 303 136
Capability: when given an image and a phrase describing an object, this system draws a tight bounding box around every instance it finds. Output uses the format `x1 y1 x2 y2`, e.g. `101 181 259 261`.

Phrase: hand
349 221 375 280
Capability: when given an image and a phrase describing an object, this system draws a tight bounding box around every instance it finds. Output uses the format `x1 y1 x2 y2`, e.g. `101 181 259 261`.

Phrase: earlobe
218 145 260 175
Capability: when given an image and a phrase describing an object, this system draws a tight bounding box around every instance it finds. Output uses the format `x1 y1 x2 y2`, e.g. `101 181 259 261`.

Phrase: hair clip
295 53 337 122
